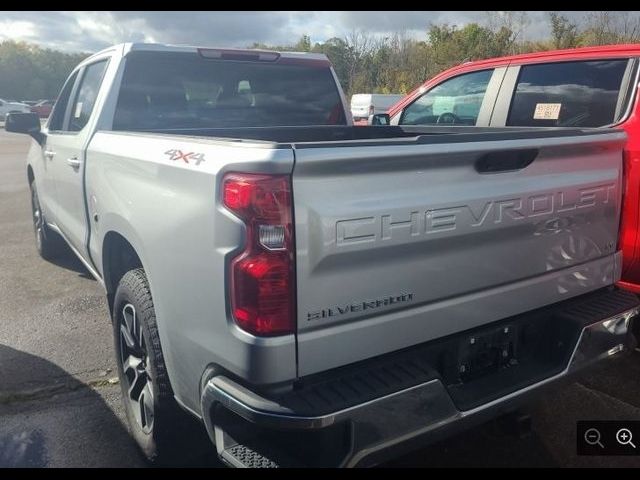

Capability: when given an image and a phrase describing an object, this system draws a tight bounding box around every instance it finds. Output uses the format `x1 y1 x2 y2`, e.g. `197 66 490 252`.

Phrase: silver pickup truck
6 42 640 468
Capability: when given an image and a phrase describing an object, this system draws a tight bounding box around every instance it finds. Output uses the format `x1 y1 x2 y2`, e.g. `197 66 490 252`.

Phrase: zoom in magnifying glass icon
616 428 637 448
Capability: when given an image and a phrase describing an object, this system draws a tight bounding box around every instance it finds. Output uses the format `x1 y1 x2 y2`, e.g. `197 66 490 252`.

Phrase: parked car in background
351 93 403 125
30 99 55 118
0 98 31 120
386 44 640 295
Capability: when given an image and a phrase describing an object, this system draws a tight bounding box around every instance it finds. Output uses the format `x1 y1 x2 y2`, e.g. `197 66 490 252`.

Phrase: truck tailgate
292 130 627 377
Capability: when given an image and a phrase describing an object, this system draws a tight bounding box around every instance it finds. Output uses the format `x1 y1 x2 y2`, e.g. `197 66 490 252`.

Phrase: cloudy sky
0 11 591 53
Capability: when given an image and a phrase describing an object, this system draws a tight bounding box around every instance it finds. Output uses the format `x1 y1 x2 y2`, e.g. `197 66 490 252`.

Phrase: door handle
44 149 56 159
66 157 81 169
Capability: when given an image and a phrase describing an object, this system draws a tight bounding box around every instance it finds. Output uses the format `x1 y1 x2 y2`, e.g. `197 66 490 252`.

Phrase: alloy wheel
31 189 43 250
119 303 155 434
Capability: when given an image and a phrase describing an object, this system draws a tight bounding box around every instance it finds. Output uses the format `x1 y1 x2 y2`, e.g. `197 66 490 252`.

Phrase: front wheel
113 268 210 465
30 181 65 260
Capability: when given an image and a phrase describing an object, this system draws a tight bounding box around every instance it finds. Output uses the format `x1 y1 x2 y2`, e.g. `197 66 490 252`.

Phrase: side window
48 71 79 131
506 60 629 127
68 60 109 132
400 70 493 126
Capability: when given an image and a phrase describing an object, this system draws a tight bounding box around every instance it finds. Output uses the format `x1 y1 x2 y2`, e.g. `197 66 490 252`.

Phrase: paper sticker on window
74 102 83 119
533 103 561 120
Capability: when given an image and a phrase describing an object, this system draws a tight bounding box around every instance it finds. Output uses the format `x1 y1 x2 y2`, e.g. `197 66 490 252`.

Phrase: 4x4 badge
164 149 206 165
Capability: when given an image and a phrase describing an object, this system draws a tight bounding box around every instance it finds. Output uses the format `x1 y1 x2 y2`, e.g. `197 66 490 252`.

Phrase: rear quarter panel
85 131 296 414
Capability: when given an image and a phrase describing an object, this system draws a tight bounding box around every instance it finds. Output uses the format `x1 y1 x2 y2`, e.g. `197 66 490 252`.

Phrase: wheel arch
97 217 187 413
102 230 144 315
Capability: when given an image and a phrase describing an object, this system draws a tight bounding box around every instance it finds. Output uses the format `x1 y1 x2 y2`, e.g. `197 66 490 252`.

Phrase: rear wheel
113 268 210 465
29 181 65 260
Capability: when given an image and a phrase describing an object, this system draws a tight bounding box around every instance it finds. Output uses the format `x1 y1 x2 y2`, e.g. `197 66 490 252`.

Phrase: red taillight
619 148 640 283
223 173 295 336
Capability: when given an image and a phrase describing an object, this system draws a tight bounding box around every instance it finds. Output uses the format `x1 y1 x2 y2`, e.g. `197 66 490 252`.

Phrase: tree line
252 11 640 97
0 41 89 101
1 11 640 101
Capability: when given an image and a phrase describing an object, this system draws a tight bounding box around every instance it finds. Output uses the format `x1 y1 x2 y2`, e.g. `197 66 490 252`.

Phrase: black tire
113 268 210 465
29 181 65 260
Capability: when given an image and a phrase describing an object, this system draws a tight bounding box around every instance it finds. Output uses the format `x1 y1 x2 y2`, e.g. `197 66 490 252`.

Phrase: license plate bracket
457 324 517 382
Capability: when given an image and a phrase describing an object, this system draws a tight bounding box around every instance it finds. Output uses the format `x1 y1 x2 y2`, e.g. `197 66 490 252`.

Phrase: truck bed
116 124 615 145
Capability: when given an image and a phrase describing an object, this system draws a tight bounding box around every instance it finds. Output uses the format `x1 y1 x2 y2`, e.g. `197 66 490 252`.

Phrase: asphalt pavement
1 127 640 467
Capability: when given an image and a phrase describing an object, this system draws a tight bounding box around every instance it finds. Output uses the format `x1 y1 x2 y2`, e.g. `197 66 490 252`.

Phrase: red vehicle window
399 69 493 126
506 59 629 128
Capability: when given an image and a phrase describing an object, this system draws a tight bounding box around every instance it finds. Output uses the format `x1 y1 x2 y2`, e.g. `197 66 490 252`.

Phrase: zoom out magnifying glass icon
617 428 637 448
584 428 605 448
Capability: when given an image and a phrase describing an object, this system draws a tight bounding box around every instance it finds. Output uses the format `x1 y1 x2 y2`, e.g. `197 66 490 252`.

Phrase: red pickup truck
385 44 640 294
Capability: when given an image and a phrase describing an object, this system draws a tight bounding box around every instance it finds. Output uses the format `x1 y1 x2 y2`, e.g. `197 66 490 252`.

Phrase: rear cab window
113 51 347 130
506 59 633 127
